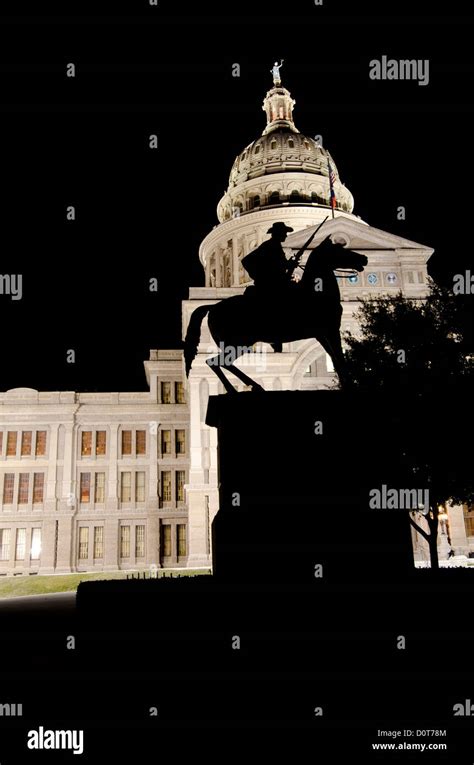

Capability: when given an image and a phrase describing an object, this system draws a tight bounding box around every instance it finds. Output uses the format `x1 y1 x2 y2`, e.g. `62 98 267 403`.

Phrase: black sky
0 1 472 391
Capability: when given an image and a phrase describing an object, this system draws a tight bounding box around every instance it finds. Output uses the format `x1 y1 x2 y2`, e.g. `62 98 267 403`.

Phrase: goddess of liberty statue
271 59 284 85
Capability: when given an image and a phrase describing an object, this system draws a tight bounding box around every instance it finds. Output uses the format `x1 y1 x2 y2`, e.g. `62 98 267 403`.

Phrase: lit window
135 525 145 558
93 526 104 559
177 525 187 557
120 526 131 558
121 430 132 456
96 431 106 456
30 528 41 560
175 382 185 404
0 529 11 561
6 432 17 456
3 474 14 504
81 432 92 456
136 430 146 455
121 472 132 503
161 382 172 404
161 524 172 557
33 473 44 504
15 528 26 560
21 432 32 456
35 431 47 456
136 472 146 503
18 474 29 504
176 430 185 455
80 473 91 503
161 430 171 455
78 527 89 560
94 473 105 503
176 471 185 502
161 471 172 502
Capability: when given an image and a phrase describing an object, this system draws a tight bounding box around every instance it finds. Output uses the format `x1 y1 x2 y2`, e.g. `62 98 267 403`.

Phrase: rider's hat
267 222 294 235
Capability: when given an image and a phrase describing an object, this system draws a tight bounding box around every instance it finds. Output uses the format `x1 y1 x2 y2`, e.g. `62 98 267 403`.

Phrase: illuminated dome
217 80 354 222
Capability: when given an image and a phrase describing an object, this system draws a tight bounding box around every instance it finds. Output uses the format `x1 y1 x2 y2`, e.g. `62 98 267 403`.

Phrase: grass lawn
0 569 211 599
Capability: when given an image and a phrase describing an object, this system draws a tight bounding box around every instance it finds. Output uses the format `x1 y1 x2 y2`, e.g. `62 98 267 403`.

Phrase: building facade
0 72 471 575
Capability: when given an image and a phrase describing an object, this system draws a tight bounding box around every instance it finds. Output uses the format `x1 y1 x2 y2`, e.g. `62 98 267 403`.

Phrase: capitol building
0 72 471 575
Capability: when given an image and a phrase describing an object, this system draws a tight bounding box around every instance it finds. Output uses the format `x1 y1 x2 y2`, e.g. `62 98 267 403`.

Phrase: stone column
61 423 75 508
147 514 160 567
45 425 59 514
103 517 120 571
107 424 119 510
448 504 469 555
55 516 74 573
215 245 222 287
231 237 239 287
38 518 57 574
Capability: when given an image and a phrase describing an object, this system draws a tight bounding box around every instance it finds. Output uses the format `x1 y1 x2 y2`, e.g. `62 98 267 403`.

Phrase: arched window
270 139 277 150
241 152 246 161
290 190 302 202
304 140 310 150
254 144 261 155
311 192 319 203
288 138 294 149
269 191 280 205
252 195 261 208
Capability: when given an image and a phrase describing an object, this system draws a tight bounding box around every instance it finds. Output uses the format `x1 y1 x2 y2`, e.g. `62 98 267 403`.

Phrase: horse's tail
184 304 212 377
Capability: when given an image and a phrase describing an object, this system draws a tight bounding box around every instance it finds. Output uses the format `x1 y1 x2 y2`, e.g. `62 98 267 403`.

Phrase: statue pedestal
206 390 414 587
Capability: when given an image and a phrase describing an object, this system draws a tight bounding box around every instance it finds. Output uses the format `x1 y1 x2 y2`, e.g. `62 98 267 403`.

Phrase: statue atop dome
271 59 284 85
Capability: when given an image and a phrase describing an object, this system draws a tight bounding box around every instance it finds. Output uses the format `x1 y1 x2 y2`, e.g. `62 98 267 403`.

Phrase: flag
327 154 337 216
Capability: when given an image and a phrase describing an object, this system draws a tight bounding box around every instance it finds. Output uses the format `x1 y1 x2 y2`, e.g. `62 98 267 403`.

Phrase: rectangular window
162 524 172 557
175 381 185 404
80 473 91 503
121 472 132 502
0 529 11 561
177 524 187 557
407 272 414 284
30 528 41 560
93 526 104 559
35 431 47 456
15 528 26 560
136 430 146 455
176 429 185 455
94 472 105 503
136 472 146 502
161 471 172 502
6 432 17 456
120 526 130 558
96 431 107 456
161 430 171 455
176 470 185 502
78 527 89 560
3 474 14 504
135 525 145 558
33 473 44 504
81 431 92 456
121 430 132 456
161 381 172 404
18 474 29 504
21 431 32 456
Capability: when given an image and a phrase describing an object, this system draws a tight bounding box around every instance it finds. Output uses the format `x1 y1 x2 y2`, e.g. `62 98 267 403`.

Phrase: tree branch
409 516 430 542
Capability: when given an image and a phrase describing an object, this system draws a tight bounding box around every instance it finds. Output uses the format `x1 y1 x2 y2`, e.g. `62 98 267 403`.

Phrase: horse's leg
316 329 350 388
225 360 265 392
206 354 239 394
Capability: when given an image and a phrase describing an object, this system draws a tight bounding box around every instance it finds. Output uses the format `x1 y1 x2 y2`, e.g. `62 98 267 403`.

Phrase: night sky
1 1 472 391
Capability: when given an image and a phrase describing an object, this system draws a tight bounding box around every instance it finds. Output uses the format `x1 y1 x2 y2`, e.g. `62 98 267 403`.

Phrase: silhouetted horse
184 240 368 392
